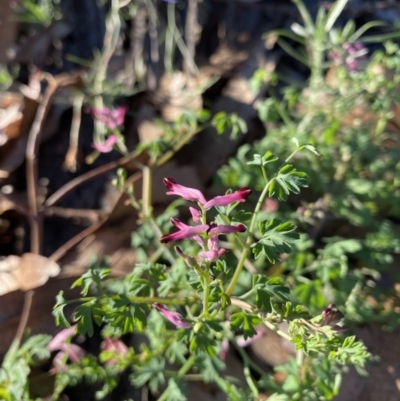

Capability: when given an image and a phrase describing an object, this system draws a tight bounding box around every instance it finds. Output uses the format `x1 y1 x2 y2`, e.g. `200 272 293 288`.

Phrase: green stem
66 295 188 306
157 355 197 401
136 165 174 263
235 345 259 398
263 319 292 342
202 275 211 317
225 178 273 296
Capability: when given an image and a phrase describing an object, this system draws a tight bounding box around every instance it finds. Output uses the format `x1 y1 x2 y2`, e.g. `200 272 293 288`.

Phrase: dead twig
44 207 102 224
184 0 199 80
14 290 34 345
44 150 145 207
25 76 58 255
49 171 143 262
63 92 84 173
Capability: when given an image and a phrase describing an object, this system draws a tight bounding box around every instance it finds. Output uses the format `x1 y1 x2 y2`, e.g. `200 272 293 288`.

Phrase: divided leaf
253 275 291 311
230 311 262 339
269 165 308 200
252 219 299 263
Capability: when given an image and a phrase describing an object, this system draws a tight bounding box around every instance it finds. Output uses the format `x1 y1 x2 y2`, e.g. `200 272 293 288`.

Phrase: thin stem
263 319 292 342
14 291 34 344
142 166 152 219
145 0 159 64
45 150 142 207
296 349 304 367
63 91 84 172
232 341 267 378
184 0 199 78
26 77 58 254
235 345 259 398
225 178 273 296
285 147 301 164
128 0 147 88
173 25 198 76
164 2 175 72
66 295 189 306
202 274 211 317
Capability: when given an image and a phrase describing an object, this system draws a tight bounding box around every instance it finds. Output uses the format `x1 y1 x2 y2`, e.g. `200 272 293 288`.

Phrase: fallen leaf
0 253 60 295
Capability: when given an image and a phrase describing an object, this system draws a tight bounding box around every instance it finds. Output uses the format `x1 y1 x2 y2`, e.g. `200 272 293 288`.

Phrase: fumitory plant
52 142 372 400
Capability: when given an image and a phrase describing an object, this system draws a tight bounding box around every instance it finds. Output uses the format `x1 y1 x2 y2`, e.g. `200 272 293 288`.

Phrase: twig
63 92 84 173
44 207 102 223
14 290 34 344
49 220 105 262
127 0 147 89
145 0 159 64
25 76 58 254
184 0 199 79
44 150 143 207
49 171 143 262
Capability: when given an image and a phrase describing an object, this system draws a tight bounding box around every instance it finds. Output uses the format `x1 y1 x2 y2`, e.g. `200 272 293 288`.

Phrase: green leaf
302 144 321 156
72 261 110 295
252 219 299 263
211 112 247 139
53 291 72 328
74 300 96 336
295 280 326 310
230 311 261 339
131 357 165 392
165 378 187 401
232 210 253 223
189 334 217 356
253 275 291 311
269 165 308 201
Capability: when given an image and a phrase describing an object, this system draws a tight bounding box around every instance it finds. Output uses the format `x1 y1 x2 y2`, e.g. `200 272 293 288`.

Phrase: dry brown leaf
0 253 60 295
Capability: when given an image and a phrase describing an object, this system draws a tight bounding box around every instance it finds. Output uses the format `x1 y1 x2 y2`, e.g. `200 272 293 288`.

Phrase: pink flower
163 178 251 210
220 339 229 360
48 326 86 370
153 303 191 329
160 218 208 244
101 337 128 366
92 134 118 153
47 326 77 352
199 236 227 261
189 207 202 223
89 106 127 129
175 246 200 269
209 224 246 235
203 188 252 209
102 337 128 355
199 248 227 261
164 178 206 204
320 304 348 333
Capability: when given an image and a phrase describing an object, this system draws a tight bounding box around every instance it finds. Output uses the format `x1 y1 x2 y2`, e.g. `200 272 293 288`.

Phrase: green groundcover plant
3 0 400 400
50 148 372 401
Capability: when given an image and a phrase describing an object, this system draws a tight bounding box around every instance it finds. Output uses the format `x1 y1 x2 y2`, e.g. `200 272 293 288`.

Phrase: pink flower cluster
160 178 251 263
89 106 128 153
152 178 251 329
47 326 85 371
89 106 127 130
330 42 367 73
